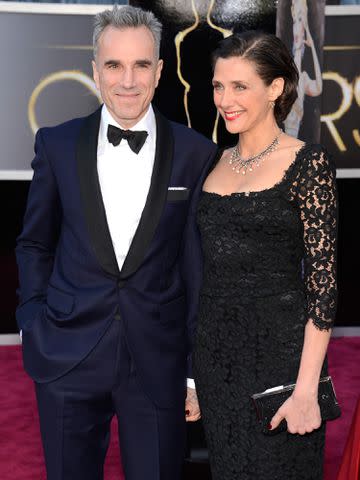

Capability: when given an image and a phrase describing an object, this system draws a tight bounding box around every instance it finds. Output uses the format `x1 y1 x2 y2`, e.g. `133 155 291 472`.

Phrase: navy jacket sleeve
16 129 62 330
180 146 218 379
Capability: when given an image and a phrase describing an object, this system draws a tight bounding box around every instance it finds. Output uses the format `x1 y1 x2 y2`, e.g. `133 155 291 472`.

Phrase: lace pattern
194 144 337 479
295 147 337 330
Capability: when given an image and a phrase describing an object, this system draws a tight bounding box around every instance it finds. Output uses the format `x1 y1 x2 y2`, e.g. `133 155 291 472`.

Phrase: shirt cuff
187 378 196 389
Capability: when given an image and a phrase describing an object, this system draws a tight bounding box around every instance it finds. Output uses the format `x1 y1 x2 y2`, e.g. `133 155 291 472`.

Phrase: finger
305 423 319 434
185 406 200 418
186 408 200 417
187 413 200 420
269 411 284 430
312 420 322 430
287 426 298 435
185 399 197 410
186 413 201 422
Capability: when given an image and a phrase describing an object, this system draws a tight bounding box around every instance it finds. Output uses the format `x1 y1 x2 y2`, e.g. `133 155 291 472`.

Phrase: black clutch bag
251 375 341 434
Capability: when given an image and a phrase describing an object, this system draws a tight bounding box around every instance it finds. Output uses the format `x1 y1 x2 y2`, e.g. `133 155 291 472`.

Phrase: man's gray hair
93 5 162 61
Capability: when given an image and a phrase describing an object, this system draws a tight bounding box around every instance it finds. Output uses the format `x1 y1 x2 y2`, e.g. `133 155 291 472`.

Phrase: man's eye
235 85 245 91
213 84 223 91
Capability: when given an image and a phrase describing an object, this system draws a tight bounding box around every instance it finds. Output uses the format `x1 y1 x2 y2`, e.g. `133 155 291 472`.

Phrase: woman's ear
270 77 285 101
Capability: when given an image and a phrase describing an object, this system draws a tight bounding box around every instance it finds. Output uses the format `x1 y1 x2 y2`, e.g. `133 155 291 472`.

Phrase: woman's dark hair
212 31 299 124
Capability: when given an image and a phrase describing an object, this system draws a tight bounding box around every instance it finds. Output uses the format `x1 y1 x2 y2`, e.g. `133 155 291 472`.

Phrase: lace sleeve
296 146 338 330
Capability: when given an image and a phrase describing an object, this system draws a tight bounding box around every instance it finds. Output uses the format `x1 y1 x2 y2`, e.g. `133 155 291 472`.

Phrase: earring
270 101 275 109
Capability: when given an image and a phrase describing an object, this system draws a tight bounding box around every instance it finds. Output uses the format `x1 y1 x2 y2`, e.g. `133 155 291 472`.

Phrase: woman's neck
237 122 281 158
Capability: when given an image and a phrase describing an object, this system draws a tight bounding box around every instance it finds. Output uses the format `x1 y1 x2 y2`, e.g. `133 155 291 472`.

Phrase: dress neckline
202 143 308 199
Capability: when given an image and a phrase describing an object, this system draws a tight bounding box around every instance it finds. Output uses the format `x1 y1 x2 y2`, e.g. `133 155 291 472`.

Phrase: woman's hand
185 387 201 422
269 390 321 435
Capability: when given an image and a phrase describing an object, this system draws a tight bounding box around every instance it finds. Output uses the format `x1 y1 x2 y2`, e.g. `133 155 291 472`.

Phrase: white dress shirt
97 105 195 390
97 104 156 270
19 105 196 391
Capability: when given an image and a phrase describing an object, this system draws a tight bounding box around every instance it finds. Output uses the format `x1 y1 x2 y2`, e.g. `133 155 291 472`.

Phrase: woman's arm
303 25 323 97
294 320 331 398
270 146 337 434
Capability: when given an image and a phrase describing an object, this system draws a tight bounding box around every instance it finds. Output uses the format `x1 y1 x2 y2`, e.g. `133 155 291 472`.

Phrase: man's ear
92 60 100 90
155 59 164 88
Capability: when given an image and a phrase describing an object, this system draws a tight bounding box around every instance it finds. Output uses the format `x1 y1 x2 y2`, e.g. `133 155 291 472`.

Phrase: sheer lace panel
295 147 337 330
195 144 334 479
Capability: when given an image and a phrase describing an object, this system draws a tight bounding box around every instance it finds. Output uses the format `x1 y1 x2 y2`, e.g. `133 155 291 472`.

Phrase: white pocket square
168 187 188 190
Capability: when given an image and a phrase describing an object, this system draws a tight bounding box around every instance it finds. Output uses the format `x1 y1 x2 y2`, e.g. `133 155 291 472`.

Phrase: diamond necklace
229 129 283 175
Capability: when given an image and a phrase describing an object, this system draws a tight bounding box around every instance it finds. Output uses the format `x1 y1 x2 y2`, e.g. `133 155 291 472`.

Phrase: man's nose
120 67 136 89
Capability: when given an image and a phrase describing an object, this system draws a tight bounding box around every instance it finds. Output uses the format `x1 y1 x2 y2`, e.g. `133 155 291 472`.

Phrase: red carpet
0 338 359 480
324 338 360 480
0 346 124 480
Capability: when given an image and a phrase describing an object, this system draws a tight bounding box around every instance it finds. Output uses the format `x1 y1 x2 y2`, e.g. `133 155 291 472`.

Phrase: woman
284 0 323 137
194 31 337 480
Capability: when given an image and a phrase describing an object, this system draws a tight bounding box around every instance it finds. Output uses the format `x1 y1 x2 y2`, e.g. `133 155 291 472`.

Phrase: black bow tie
107 125 148 154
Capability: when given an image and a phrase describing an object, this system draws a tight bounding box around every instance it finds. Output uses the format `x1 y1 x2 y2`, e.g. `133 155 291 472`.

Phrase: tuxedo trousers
34 316 186 480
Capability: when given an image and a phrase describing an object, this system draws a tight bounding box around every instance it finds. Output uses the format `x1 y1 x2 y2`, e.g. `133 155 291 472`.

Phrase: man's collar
99 104 156 150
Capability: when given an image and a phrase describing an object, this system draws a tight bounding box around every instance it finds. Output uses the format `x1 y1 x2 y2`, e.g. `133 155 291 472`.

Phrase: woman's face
212 56 275 135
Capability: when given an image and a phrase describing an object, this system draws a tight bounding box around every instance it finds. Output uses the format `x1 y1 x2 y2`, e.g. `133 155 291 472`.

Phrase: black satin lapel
76 107 120 278
120 108 174 279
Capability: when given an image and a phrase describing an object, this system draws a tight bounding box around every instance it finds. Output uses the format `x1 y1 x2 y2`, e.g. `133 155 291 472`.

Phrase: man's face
92 26 163 129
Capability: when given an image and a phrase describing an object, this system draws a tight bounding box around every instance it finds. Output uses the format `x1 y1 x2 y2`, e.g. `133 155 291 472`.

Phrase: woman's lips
224 110 245 121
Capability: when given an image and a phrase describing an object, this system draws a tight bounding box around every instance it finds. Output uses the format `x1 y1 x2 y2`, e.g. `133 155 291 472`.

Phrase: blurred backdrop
0 0 359 334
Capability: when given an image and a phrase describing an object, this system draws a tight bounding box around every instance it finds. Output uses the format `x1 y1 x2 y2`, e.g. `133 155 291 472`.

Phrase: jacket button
118 279 125 289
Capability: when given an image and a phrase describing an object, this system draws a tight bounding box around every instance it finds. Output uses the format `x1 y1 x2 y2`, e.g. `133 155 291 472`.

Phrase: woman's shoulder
218 146 232 159
279 133 333 167
296 143 334 168
294 143 336 185
208 146 233 170
297 142 329 156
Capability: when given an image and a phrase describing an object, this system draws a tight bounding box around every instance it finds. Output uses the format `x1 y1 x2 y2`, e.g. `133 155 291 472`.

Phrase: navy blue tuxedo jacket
16 106 218 408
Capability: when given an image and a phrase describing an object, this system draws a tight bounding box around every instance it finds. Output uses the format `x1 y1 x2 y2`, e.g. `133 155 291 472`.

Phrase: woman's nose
218 89 234 110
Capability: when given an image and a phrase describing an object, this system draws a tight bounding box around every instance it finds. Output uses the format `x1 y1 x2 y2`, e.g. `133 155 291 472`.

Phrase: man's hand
185 387 201 422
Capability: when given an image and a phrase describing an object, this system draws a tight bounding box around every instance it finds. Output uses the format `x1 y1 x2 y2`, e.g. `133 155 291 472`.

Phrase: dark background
0 2 359 334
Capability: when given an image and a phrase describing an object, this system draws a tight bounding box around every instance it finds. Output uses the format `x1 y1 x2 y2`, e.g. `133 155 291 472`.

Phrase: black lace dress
194 144 337 480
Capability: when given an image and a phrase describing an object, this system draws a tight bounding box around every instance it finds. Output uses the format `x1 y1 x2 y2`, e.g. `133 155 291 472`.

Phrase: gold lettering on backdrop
28 70 101 134
353 130 360 147
354 76 360 107
353 76 360 147
320 72 354 152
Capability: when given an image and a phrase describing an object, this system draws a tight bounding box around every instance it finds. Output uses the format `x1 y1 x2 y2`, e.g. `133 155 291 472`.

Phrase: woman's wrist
293 381 319 399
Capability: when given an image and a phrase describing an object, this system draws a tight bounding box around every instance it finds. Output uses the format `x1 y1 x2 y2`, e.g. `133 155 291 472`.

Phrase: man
16 5 217 480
